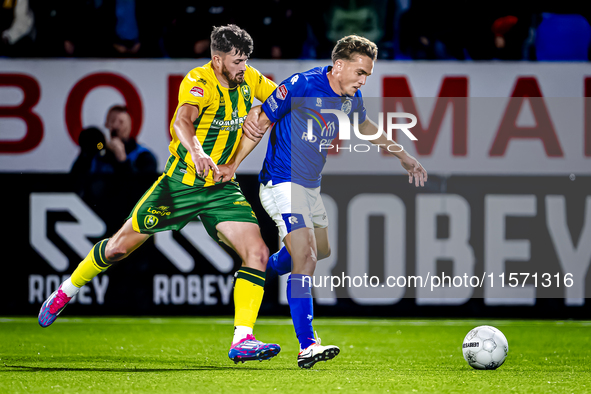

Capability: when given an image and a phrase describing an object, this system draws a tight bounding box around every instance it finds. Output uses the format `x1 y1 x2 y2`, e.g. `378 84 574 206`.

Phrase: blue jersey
259 66 366 188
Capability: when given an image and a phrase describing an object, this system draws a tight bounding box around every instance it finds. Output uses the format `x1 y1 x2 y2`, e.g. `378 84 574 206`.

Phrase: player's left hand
400 154 428 187
213 163 236 183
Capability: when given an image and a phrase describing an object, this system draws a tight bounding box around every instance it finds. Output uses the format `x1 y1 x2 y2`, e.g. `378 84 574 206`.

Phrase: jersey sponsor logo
212 115 246 127
291 75 299 85
303 109 332 139
341 99 352 115
267 95 278 111
144 215 159 229
316 98 322 107
147 207 172 216
276 84 288 100
212 114 247 133
241 85 251 102
321 121 336 137
179 168 188 174
190 86 204 97
219 95 225 106
233 201 251 207
301 131 317 143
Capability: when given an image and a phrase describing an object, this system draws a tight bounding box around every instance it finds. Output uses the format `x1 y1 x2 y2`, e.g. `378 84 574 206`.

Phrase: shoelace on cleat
314 331 321 346
239 334 263 347
305 331 322 348
300 332 323 355
49 290 71 314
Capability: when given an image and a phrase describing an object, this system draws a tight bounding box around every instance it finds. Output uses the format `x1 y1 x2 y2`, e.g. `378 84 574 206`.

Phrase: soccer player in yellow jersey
39 25 282 364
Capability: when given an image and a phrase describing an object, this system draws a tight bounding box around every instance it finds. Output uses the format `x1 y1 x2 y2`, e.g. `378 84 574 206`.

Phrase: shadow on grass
2 365 270 372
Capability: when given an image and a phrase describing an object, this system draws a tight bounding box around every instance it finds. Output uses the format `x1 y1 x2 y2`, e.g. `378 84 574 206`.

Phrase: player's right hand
213 163 236 183
192 150 218 179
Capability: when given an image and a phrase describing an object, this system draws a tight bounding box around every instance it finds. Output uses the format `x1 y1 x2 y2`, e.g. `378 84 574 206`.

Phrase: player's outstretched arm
173 104 219 179
213 107 271 183
358 117 428 187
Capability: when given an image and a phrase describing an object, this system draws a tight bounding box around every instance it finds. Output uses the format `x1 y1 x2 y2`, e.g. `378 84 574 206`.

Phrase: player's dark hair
331 35 378 63
211 25 253 57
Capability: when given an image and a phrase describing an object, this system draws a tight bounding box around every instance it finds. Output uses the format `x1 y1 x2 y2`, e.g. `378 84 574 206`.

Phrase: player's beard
221 64 244 88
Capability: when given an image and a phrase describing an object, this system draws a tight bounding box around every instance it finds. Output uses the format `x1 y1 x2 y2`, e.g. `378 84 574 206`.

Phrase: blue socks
268 249 315 350
267 246 292 276
287 274 315 350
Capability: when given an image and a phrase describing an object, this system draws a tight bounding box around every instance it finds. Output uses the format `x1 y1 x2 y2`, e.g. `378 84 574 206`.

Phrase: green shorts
128 174 258 240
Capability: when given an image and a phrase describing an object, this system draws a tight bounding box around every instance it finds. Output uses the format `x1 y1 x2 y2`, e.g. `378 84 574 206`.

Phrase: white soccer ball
462 325 508 370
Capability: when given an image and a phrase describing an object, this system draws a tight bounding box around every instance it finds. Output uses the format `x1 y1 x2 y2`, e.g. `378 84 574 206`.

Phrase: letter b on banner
0 74 43 153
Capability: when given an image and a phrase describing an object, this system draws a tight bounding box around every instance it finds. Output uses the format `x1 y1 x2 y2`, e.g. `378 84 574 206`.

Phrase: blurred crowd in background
1 0 590 61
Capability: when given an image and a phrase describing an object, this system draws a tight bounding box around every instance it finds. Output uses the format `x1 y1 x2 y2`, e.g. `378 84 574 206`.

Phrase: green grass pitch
1 317 590 393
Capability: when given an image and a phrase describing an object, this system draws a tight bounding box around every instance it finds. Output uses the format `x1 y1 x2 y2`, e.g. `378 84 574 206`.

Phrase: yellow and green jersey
164 62 277 187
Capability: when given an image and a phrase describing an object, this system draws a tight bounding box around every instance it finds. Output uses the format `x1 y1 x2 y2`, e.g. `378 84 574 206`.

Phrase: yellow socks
233 267 266 342
70 239 111 288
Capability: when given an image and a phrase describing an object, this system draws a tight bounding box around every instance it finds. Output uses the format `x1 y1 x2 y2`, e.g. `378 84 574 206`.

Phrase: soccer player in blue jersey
215 35 427 368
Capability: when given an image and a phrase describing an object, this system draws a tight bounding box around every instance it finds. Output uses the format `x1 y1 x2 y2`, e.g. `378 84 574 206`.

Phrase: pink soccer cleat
38 285 73 328
228 334 281 363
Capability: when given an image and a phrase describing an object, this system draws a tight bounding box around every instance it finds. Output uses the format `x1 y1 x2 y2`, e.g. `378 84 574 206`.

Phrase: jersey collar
324 65 347 97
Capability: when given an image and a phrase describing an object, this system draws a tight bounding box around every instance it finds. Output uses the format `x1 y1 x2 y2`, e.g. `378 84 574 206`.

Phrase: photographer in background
70 126 117 209
70 107 158 233
102 105 157 175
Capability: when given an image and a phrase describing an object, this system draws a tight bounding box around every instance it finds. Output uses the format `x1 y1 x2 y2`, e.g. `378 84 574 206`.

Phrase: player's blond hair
331 35 378 63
